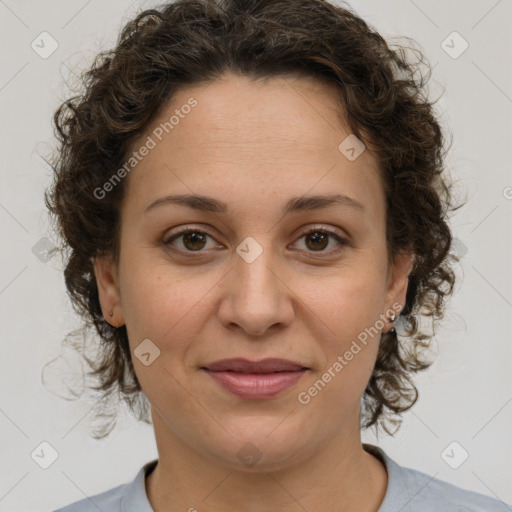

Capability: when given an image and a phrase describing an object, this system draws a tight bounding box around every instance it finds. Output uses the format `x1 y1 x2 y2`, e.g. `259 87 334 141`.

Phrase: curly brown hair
44 0 463 439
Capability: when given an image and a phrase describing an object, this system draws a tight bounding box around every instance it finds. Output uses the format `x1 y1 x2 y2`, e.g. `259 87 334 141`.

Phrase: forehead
122 73 385 222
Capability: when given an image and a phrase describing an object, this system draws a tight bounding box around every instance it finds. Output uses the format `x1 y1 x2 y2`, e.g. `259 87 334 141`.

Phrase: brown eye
163 226 348 257
293 228 349 254
164 229 215 252
182 231 207 251
305 231 329 251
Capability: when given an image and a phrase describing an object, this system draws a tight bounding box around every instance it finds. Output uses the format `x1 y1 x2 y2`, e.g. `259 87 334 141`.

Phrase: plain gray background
0 1 511 511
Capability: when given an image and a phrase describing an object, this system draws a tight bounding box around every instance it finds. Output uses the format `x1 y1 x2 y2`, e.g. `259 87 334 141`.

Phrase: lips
201 358 309 399
202 358 308 373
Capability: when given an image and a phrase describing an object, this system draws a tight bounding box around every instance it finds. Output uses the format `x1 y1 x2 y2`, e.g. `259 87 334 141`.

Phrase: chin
204 423 313 472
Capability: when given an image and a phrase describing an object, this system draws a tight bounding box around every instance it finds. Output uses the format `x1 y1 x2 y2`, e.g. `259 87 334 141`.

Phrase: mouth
201 357 309 373
200 358 309 399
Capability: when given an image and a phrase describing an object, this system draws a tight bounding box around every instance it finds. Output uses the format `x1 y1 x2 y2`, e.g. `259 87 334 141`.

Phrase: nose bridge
234 234 281 301
219 234 293 335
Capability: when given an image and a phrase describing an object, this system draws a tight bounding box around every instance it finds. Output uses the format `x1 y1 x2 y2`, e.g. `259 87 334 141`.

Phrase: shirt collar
363 443 412 511
122 458 157 512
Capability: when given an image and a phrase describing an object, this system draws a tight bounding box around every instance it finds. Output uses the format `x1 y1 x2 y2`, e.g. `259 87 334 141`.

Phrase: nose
216 242 295 337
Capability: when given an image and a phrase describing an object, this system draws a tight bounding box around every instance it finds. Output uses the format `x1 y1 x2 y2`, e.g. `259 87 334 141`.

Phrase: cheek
120 252 186 325
304 268 385 396
315 269 386 343
119 266 206 404
119 259 219 359
302 305 381 421
121 275 174 341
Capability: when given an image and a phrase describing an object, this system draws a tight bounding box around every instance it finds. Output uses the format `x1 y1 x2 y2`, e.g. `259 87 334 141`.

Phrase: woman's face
95 72 413 470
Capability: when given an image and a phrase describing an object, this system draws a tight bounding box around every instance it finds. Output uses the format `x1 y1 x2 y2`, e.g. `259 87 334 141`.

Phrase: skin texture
94 73 414 511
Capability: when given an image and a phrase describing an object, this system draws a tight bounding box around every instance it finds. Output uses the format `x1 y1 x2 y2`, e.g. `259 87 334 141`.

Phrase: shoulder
395 463 509 511
363 444 511 512
52 459 158 512
52 482 128 512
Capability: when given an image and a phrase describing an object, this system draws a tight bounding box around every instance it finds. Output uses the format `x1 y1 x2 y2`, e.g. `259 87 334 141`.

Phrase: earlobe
93 254 124 327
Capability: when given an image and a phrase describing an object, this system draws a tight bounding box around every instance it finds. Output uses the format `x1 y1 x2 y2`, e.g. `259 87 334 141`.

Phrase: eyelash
163 226 350 257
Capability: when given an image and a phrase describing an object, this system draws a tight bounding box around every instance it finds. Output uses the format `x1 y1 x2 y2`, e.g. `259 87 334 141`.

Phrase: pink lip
203 357 307 373
203 369 308 399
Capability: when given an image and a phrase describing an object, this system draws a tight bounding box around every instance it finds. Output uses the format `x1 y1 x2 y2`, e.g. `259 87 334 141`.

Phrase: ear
385 250 415 318
93 253 124 328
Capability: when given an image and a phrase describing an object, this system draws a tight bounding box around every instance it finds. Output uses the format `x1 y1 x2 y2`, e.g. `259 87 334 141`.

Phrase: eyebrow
144 193 365 215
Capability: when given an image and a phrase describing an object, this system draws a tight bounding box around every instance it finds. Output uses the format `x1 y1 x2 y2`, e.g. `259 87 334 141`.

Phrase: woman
46 0 509 510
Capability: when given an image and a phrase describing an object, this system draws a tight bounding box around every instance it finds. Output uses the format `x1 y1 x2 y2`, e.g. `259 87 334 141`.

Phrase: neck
146 412 388 512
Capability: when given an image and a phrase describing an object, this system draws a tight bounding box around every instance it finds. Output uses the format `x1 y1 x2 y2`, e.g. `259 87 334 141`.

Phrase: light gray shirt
52 443 511 511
